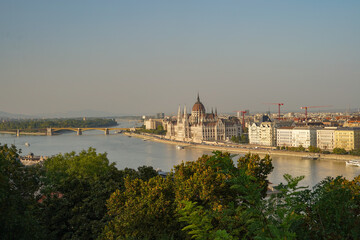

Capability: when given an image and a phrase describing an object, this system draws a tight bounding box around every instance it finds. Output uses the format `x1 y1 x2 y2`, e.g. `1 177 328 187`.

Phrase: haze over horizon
1 1 360 116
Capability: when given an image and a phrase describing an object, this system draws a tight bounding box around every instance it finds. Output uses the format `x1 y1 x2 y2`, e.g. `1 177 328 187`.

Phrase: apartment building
277 127 294 147
334 128 360 151
249 120 293 146
291 127 317 148
317 127 337 150
248 122 261 145
144 119 163 130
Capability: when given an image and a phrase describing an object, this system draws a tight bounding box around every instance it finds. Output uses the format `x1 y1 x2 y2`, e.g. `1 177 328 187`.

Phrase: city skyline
1 1 360 116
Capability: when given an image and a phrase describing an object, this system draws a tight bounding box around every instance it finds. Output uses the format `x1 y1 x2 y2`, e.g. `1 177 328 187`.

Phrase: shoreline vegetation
1 144 359 239
125 132 358 161
0 118 117 135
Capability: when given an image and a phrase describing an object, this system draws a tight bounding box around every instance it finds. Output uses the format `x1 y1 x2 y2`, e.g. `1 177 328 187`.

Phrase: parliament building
164 94 242 143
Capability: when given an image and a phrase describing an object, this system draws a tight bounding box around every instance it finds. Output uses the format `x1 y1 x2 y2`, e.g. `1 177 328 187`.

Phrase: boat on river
346 160 360 167
176 145 184 150
302 154 319 160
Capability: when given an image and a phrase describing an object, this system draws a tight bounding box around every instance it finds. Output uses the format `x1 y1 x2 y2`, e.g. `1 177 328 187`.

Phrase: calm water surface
1 122 359 187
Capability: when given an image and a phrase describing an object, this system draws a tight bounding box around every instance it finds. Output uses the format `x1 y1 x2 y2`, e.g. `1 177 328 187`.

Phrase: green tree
102 151 275 239
173 151 239 210
177 152 275 239
230 136 239 143
39 148 159 240
333 147 348 155
244 174 307 240
240 134 249 143
237 153 274 197
102 175 180 240
349 148 360 156
308 145 321 153
0 144 44 240
296 176 360 239
298 145 305 152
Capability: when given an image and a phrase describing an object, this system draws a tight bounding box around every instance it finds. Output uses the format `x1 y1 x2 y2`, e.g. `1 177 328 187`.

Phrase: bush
349 149 360 156
308 146 321 153
333 148 348 155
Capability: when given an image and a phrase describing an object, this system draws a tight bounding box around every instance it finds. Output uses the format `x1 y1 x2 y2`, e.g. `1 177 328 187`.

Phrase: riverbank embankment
125 132 357 162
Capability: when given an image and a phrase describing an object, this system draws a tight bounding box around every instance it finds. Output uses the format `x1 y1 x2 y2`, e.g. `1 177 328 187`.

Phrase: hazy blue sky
1 1 360 116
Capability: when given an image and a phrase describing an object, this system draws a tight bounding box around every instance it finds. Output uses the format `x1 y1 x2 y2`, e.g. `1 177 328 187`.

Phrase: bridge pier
47 128 53 136
16 129 20 137
104 128 109 135
77 128 82 135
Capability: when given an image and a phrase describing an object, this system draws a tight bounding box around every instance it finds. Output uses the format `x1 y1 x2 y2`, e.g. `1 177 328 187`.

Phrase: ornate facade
164 94 242 143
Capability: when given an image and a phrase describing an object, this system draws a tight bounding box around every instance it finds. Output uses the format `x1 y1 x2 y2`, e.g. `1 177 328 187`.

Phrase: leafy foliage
285 145 306 152
308 145 321 153
237 153 274 197
296 176 360 239
1 145 360 240
38 148 158 240
230 134 248 144
0 144 44 240
136 125 167 135
333 147 348 155
0 118 117 131
103 176 180 240
349 148 360 156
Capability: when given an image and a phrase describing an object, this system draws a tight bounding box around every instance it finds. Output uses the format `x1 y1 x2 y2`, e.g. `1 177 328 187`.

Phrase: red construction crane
300 106 332 121
264 103 284 120
234 110 247 131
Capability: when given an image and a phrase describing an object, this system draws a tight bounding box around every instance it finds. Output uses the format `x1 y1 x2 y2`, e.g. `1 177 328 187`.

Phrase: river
1 121 359 188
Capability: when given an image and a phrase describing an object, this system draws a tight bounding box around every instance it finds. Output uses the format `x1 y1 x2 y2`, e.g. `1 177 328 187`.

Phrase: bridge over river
1 127 140 136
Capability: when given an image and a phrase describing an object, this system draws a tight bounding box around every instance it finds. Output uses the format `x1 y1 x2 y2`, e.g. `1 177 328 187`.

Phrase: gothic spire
177 105 182 122
197 92 200 102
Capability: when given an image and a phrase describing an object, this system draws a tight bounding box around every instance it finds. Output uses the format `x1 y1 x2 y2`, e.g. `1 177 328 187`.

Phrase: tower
177 105 182 122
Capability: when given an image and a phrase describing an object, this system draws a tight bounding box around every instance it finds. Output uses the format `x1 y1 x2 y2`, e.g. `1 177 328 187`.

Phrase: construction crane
264 103 284 120
234 110 247 131
300 106 332 121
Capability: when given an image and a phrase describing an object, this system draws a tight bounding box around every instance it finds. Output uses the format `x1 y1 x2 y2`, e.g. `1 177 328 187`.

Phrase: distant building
164 94 242 143
156 113 165 119
277 127 294 147
334 128 360 151
249 119 293 146
343 120 360 127
144 119 163 130
291 127 317 148
317 127 337 150
248 122 261 145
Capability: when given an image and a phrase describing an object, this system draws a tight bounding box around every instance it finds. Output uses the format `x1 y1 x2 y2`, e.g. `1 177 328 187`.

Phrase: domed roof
192 94 206 113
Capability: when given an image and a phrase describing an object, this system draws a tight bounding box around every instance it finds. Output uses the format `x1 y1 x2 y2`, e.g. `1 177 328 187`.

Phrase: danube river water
1 121 359 188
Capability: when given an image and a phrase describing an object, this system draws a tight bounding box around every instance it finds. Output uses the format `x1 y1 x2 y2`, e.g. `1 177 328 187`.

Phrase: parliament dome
192 94 206 113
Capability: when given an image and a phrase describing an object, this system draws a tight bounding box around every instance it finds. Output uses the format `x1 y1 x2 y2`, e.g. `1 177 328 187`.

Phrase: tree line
1 144 359 239
0 118 117 131
276 145 360 156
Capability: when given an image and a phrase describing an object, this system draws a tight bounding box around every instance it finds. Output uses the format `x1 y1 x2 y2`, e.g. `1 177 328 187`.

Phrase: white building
291 127 317 148
254 122 275 146
144 119 163 130
317 127 337 150
249 120 293 146
277 127 294 147
249 122 260 145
